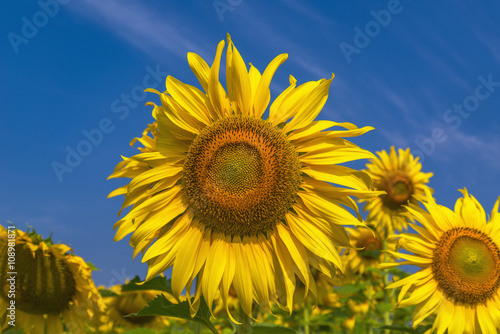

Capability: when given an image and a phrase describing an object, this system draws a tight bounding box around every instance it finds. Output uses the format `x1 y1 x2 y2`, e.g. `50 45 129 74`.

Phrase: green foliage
376 302 393 312
252 323 297 333
379 325 433 333
126 294 218 334
121 275 173 294
86 261 100 271
2 329 24 334
98 288 119 297
123 329 157 334
335 282 364 294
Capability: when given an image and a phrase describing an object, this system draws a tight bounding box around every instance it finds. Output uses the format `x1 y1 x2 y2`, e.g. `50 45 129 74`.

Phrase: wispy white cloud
69 0 213 61
437 131 500 168
377 128 410 148
474 16 500 65
2 198 84 236
394 28 473 93
283 0 333 26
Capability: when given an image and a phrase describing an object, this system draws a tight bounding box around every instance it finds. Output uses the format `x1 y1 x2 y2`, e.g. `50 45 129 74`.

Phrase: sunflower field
2 1 500 334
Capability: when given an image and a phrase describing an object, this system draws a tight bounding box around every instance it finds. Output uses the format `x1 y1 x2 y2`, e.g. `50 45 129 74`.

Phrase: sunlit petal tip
144 87 161 95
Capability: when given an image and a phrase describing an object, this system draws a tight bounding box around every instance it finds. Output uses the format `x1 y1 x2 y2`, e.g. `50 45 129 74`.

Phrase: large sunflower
0 226 106 334
362 146 433 233
382 189 500 333
108 34 381 320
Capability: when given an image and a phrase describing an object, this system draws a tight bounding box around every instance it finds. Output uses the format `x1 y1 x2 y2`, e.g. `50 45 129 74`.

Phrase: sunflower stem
237 304 253 334
367 283 374 334
382 240 392 334
304 303 311 334
193 323 202 334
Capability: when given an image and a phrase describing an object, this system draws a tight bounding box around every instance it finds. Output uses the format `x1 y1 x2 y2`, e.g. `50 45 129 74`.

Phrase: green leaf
123 329 157 334
121 275 172 294
335 284 362 294
353 320 366 334
126 294 218 334
2 329 24 334
414 325 433 334
379 326 416 333
252 323 297 334
86 261 100 271
364 266 383 276
98 288 119 297
377 302 393 312
387 267 411 277
379 325 432 333
361 250 381 259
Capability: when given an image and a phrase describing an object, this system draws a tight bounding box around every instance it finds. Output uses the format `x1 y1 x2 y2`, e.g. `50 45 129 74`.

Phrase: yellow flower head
0 226 106 334
382 189 500 334
362 146 433 233
344 223 395 276
108 34 380 321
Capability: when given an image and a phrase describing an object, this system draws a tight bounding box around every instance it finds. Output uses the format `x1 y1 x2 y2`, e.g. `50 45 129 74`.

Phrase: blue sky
1 0 499 286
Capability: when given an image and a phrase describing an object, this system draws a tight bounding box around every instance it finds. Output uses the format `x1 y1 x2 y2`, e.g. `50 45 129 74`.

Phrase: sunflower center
432 228 500 304
381 174 413 209
184 116 301 236
0 244 77 314
208 143 263 195
357 235 381 258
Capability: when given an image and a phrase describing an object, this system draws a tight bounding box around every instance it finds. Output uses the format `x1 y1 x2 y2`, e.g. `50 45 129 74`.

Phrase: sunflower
381 189 500 334
362 146 433 233
0 226 106 334
292 267 339 308
100 284 178 332
108 34 381 320
343 223 396 276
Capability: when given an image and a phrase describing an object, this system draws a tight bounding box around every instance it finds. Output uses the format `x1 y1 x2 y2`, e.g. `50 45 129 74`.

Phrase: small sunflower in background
292 267 339 308
362 146 433 233
382 189 500 334
108 34 381 320
100 285 178 332
343 223 396 276
0 226 106 334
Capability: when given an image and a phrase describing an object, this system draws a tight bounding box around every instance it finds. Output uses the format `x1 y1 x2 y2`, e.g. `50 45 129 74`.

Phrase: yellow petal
283 74 334 132
248 63 262 102
202 234 228 313
287 120 340 141
108 184 128 198
226 35 252 116
232 240 253 317
300 146 375 165
271 233 296 312
208 40 231 118
120 185 183 221
166 76 212 125
286 213 342 269
253 54 288 119
128 165 183 194
298 191 365 227
276 224 310 291
243 236 271 312
478 303 498 334
171 226 204 298
302 164 373 191
268 75 297 125
187 52 210 92
142 210 193 262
